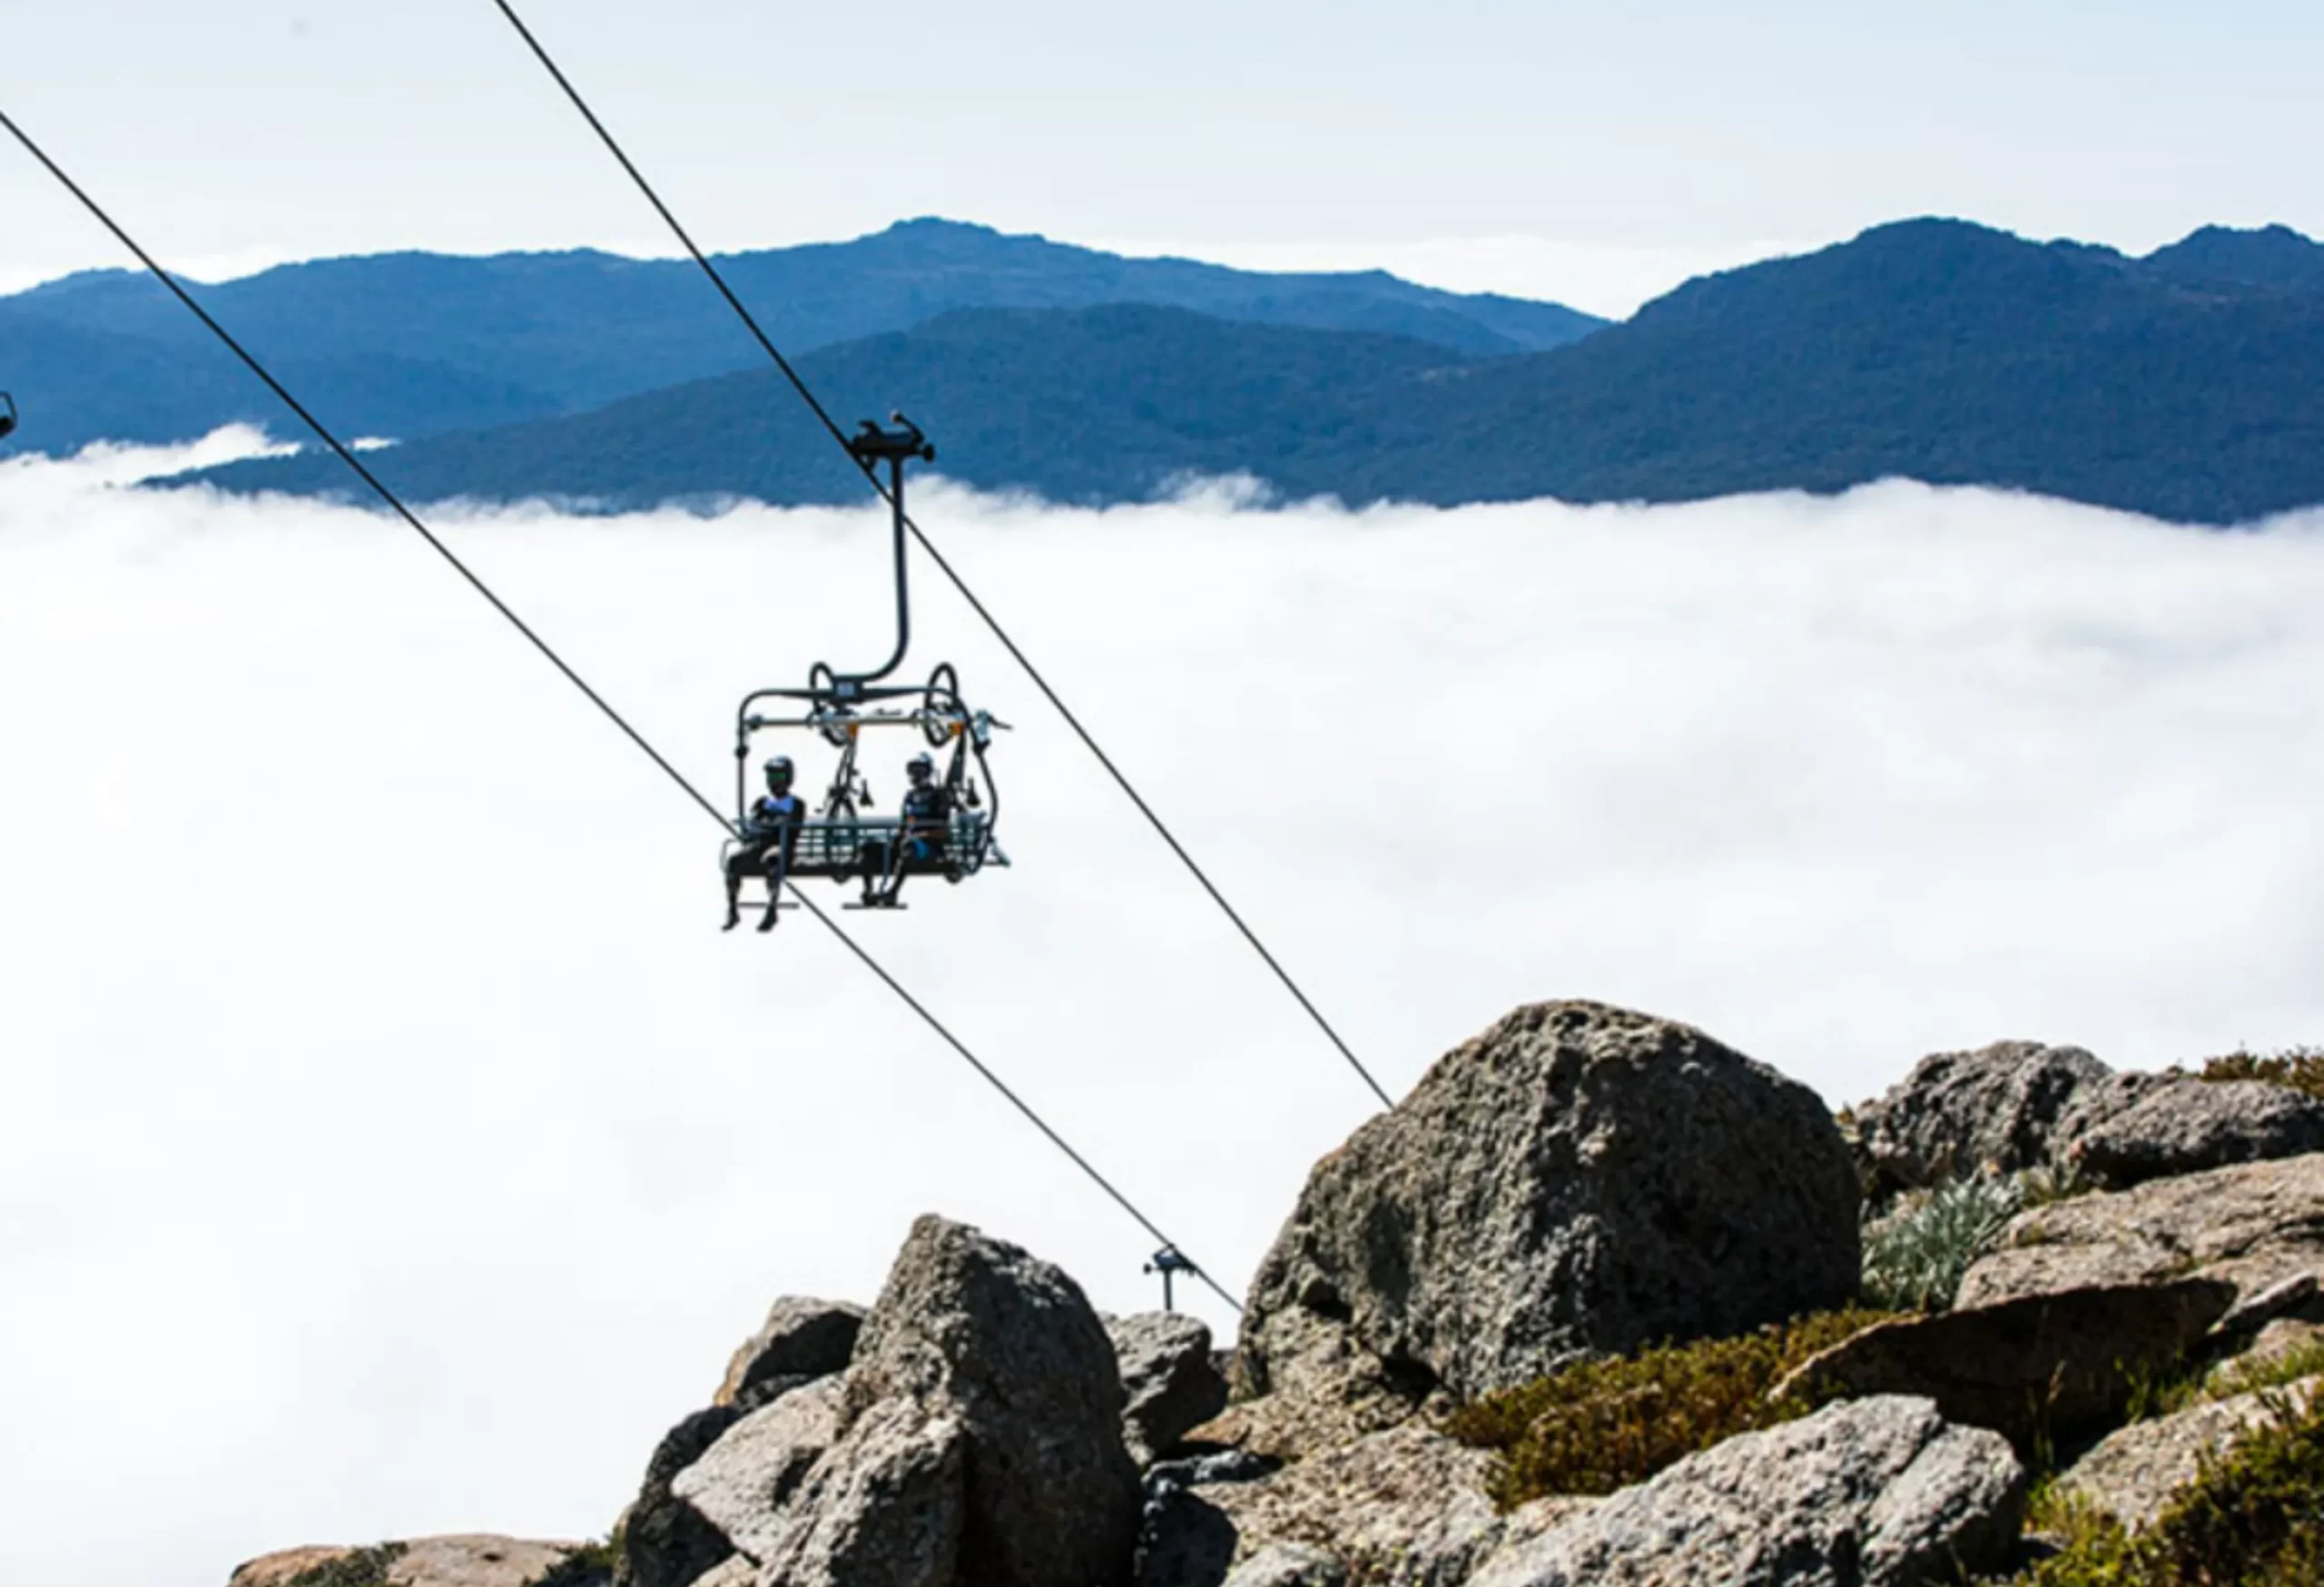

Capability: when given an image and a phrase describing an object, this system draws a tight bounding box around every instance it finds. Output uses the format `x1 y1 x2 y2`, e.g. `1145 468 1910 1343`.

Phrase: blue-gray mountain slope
182 220 2324 527
0 218 1603 455
182 306 1470 508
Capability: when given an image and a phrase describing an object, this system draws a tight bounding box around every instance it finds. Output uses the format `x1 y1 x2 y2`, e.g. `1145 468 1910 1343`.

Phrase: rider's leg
758 848 785 931
722 850 748 931
882 836 939 904
878 839 911 904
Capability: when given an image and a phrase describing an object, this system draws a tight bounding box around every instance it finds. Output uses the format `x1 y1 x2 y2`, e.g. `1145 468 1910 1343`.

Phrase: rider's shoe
757 906 781 932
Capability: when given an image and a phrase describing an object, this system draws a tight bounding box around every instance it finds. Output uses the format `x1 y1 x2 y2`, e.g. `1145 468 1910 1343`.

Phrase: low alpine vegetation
522 1539 620 1587
2191 1047 2324 1100
2179 1336 2324 1415
1860 1171 2024 1312
2013 1392 2324 1585
1444 1307 1896 1507
281 1545 409 1587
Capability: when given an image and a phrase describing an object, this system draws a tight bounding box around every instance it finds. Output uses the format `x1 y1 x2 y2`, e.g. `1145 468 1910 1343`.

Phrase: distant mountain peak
2145 222 2324 292
881 216 1006 238
2171 222 2316 248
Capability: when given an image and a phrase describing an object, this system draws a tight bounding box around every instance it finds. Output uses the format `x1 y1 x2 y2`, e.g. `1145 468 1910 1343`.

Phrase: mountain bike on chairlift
720 414 1010 932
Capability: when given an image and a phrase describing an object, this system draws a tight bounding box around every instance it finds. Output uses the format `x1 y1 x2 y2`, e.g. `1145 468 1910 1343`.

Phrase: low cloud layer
7 438 2324 1586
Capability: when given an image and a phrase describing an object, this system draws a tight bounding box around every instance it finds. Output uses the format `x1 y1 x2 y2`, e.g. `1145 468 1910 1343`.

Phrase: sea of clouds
7 435 2324 1585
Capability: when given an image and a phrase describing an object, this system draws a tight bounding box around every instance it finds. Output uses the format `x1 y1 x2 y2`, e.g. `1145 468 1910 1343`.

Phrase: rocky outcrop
1138 1425 1593 1587
616 1406 744 1587
1468 1395 2026 1587
842 1216 1143 1585
666 1217 1139 1587
1851 1040 2324 1200
1773 1280 2236 1444
2055 1376 2324 1531
1851 1040 2114 1197
713 1296 866 1411
1187 1306 1429 1462
2070 1080 2324 1190
231 999 2324 1587
670 1379 845 1564
394 1538 599 1587
753 1399 968 1586
1219 1547 1344 1587
231 1548 361 1587
1139 1423 1546 1587
1137 1452 1271 1587
1241 1000 1858 1412
2210 1271 2321 1346
1111 1313 1230 1466
1206 1424 1502 1580
620 1297 867 1587
231 1537 592 1587
1957 1152 2324 1309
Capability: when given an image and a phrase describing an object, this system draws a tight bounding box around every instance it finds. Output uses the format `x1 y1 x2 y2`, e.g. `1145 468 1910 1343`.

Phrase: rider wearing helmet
861 751 953 904
724 754 806 932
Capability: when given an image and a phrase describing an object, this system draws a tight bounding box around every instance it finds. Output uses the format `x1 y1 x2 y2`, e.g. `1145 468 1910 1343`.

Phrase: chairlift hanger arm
819 413 934 696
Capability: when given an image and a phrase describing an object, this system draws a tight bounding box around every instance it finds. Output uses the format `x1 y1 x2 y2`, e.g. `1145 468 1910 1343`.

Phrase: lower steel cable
0 102 1239 1316
483 0 1395 1113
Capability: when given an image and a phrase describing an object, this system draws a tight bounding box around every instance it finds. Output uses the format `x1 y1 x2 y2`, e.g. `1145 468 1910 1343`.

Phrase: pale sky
4 0 2321 314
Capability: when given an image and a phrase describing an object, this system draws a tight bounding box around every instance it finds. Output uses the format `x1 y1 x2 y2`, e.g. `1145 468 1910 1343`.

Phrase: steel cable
486 0 1396 1110
0 103 1241 1316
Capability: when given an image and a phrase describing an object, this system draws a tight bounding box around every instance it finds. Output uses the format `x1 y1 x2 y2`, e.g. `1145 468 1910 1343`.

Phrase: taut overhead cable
0 103 1242 1316
485 0 1395 1110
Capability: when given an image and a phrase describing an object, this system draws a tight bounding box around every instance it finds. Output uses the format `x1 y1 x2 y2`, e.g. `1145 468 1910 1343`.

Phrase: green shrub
1861 1173 2024 1312
1444 1308 1895 1507
2191 1047 2324 1100
524 1539 619 1587
281 1546 408 1587
2015 1391 2324 1584
2177 1336 2324 1415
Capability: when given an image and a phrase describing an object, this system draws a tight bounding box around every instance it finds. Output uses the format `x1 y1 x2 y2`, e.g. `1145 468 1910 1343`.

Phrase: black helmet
907 752 934 777
764 755 794 780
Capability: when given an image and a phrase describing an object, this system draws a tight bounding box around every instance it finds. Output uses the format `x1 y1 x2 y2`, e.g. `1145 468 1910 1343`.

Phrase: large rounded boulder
1242 1000 1859 1402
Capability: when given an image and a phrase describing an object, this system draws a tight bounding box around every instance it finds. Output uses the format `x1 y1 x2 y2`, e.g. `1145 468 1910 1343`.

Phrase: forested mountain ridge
177 305 1476 508
177 219 2324 526
0 218 1603 454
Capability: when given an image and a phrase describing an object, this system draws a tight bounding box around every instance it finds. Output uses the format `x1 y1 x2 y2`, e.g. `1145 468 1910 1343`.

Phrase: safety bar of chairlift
741 711 964 731
737 683 930 709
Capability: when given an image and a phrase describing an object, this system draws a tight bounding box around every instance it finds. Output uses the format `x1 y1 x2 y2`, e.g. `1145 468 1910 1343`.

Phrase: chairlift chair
721 415 1009 921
